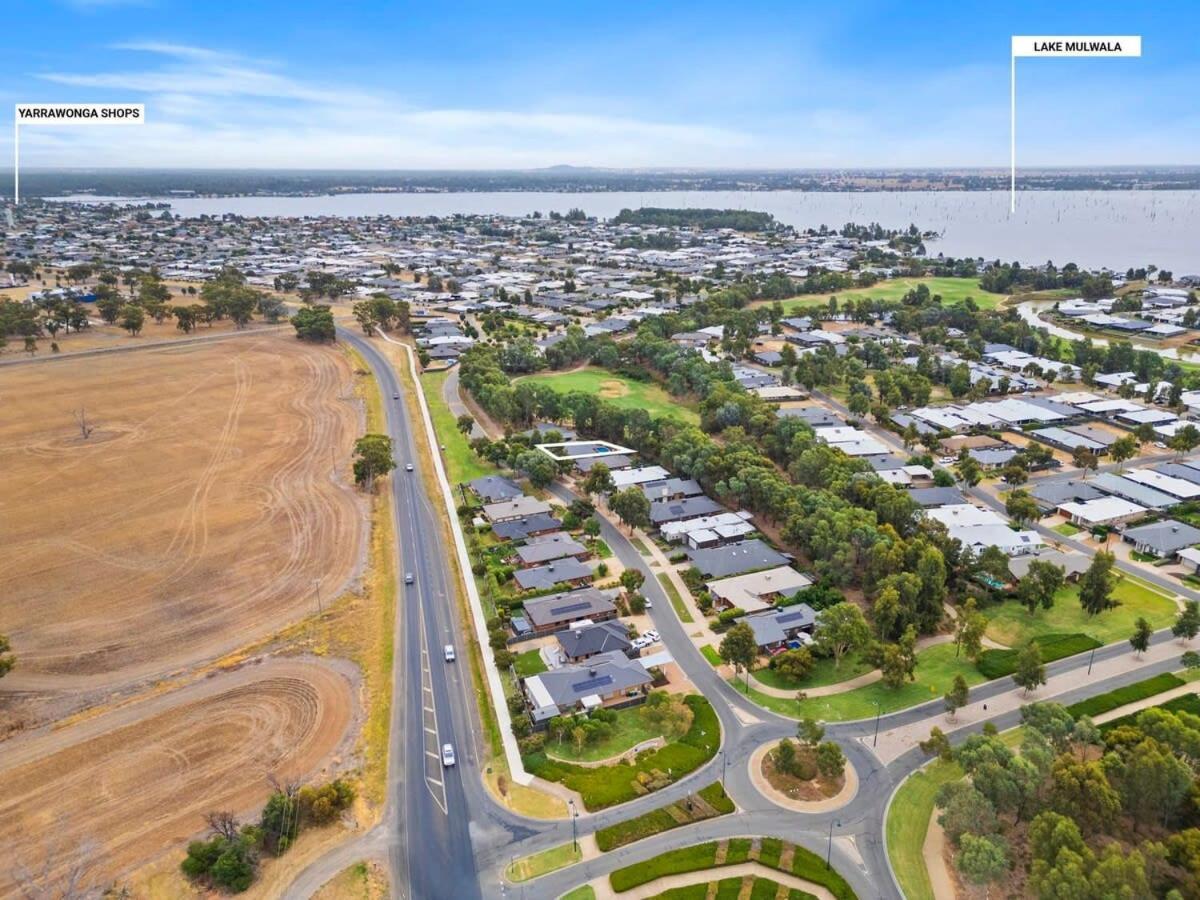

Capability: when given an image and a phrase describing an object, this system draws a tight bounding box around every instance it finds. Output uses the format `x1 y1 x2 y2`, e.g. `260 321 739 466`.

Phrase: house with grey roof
523 651 653 722
1121 520 1200 558
555 620 633 663
687 539 790 579
743 603 818 650
906 486 965 508
640 478 704 502
515 533 589 567
483 495 553 523
1029 479 1105 513
469 474 523 503
649 495 725 526
521 587 617 635
491 513 563 541
513 558 593 592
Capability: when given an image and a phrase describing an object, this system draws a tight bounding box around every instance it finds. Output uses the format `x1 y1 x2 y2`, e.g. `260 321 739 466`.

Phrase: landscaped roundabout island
749 731 858 812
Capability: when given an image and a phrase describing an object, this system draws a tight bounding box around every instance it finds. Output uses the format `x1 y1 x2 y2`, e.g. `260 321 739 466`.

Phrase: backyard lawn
752 651 873 691
544 703 669 763
739 642 985 721
1052 522 1082 536
984 574 1178 647
886 759 964 900
515 366 699 425
777 277 995 313
420 369 496 483
514 648 548 677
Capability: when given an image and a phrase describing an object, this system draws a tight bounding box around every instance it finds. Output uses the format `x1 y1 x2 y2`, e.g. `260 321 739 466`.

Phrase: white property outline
1010 36 1142 214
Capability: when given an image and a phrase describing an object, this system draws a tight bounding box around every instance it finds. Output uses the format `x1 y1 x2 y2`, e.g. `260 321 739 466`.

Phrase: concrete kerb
376 328 530 785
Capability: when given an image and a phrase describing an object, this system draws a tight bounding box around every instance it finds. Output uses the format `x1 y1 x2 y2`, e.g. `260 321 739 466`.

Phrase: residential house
524 650 653 723
555 620 634 663
1121 520 1200 558
513 558 593 591
687 539 790 579
520 587 617 636
707 565 813 613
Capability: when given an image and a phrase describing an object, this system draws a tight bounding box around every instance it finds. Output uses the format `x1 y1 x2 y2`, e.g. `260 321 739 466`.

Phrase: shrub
1066 672 1183 719
297 779 355 826
977 633 1100 678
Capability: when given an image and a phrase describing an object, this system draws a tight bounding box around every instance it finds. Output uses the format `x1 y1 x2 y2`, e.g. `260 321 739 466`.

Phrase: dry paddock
0 333 365 717
0 657 356 897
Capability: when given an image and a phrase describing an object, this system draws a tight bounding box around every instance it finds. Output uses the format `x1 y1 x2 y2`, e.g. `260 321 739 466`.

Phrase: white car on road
444 644 456 662
441 743 456 767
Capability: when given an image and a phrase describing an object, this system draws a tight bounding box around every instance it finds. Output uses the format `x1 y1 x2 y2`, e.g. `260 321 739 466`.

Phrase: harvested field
0 657 356 897
0 334 365 716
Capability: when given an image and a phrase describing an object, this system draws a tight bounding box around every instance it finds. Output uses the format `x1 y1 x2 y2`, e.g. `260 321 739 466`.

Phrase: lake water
54 189 1200 274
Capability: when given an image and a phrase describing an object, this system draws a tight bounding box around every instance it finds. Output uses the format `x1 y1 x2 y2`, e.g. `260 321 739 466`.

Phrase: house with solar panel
517 587 618 636
523 650 653 723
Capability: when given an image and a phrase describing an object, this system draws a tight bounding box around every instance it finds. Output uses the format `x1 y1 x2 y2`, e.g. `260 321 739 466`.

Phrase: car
404 572 414 584
444 644 456 662
644 598 652 609
646 630 660 641
405 463 414 472
441 743 456 767
1155 441 1168 449
393 392 400 400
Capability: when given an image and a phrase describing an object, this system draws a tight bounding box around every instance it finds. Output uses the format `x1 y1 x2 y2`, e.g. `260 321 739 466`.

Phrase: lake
54 189 1200 274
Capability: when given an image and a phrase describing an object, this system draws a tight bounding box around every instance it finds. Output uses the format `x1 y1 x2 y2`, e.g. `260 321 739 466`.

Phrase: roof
1122 519 1200 554
649 495 725 524
640 477 704 501
491 513 562 540
1060 496 1147 523
1123 468 1200 500
525 650 652 718
610 465 671 488
516 533 588 565
706 565 813 613
513 558 593 591
523 587 616 629
1029 479 1105 507
1007 550 1091 580
687 539 790 579
1090 472 1179 510
925 504 1004 530
468 474 523 502
482 495 553 522
744 603 818 647
906 486 965 508
556 620 632 659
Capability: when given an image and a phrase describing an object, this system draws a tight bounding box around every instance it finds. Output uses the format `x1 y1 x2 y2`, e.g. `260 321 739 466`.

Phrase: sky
3 0 1199 170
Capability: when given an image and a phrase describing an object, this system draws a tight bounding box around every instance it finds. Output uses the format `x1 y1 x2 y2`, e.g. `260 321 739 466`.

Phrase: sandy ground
0 657 356 898
0 334 365 728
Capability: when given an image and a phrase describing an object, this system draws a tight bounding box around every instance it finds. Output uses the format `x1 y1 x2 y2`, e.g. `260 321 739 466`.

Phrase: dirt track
0 657 356 897
0 334 364 716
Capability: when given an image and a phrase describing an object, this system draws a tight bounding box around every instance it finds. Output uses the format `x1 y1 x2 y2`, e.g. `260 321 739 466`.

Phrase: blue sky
4 0 1199 169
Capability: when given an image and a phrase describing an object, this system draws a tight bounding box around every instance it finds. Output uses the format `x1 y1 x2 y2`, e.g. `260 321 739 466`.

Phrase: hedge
977 633 1101 679
523 695 719 810
1065 672 1184 719
1101 692 1200 734
595 781 734 851
609 838 856 899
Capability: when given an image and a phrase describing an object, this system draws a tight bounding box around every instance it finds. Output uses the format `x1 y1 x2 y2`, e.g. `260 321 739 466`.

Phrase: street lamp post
826 819 841 869
569 798 578 852
720 748 728 790
872 700 882 748
1088 647 1096 676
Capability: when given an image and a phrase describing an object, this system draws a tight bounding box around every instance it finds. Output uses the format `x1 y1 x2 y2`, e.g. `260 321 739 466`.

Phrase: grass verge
700 645 722 667
1065 672 1184 719
506 843 583 883
885 759 964 900
657 573 695 623
1101 692 1200 733
977 633 1101 679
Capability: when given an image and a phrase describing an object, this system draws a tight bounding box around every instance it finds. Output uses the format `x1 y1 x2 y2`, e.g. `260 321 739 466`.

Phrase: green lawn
515 366 699 425
631 537 652 556
560 888 596 900
752 651 873 691
885 759 964 900
777 277 993 314
420 369 495 483
738 642 985 722
506 842 582 882
1052 522 1082 536
984 574 1177 647
514 648 548 677
700 644 722 667
525 695 720 810
545 703 669 763
657 573 695 623
1065 672 1184 720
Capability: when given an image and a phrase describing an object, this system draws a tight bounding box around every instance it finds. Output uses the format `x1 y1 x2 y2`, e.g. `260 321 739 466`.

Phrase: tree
610 487 650 532
1174 601 1200 643
1117 736 1193 827
719 622 757 690
1183 650 1200 672
1078 551 1116 617
956 833 1008 892
1171 424 1200 458
1004 489 1039 525
797 716 825 748
815 741 845 780
944 674 969 719
1013 641 1046 695
937 782 998 843
292 305 336 342
772 647 814 681
515 450 557 489
1018 560 1065 616
619 568 645 595
880 625 918 689
119 304 145 336
581 462 614 497
954 597 988 660
814 602 870 670
1130 616 1153 657
920 726 953 761
1110 434 1138 470
1047 756 1120 834
456 414 474 435
1072 445 1099 477
955 455 982 487
352 433 395 489
1001 463 1028 487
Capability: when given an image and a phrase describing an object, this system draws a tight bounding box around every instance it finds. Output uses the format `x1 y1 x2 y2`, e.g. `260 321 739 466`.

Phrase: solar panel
550 600 592 616
570 675 614 693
